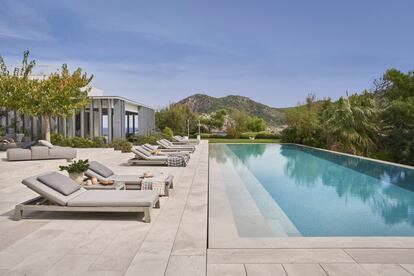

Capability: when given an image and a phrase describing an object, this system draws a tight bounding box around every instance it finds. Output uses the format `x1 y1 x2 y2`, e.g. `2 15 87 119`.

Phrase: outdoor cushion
67 190 158 207
89 161 114 178
48 146 76 159
31 146 50 159
37 172 80 196
23 172 86 206
7 148 31 161
39 140 54 148
23 141 37 149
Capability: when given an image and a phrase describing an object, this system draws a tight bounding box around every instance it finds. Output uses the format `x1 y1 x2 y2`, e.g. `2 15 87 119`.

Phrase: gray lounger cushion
89 161 114 178
48 146 76 159
67 190 158 207
7 148 31 161
22 172 86 205
37 172 80 196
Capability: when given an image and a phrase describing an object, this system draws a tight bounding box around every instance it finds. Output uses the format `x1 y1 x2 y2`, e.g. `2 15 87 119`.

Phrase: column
63 117 67 138
98 99 102 137
89 101 94 138
108 99 112 142
80 109 85 137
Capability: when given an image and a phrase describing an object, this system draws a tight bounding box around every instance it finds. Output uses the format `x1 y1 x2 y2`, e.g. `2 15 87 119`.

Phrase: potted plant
59 159 89 184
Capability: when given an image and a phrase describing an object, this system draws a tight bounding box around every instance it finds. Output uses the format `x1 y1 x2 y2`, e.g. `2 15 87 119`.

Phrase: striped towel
141 177 166 195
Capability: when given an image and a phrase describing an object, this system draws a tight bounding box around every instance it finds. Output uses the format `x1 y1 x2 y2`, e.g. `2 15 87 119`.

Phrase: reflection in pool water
209 144 414 236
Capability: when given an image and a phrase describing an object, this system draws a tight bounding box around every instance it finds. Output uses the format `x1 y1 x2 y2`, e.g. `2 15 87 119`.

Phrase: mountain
178 94 287 126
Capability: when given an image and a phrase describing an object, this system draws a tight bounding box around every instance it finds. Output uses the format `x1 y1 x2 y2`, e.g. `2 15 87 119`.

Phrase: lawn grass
205 138 280 144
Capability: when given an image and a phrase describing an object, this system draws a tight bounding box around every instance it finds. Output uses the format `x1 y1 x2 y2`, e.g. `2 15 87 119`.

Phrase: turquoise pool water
209 144 414 236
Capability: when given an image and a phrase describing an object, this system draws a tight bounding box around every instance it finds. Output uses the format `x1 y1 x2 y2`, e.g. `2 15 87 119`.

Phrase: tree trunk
42 113 51 142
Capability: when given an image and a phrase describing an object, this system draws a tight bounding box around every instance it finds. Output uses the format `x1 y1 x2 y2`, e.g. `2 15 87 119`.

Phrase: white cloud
0 1 54 41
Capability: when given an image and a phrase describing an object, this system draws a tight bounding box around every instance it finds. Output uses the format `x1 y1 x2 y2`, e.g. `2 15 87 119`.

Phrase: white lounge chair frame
15 195 160 223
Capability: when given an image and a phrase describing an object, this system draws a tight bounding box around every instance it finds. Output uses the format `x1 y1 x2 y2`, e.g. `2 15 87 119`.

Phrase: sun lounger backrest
22 172 86 206
85 169 109 182
157 140 169 148
135 146 152 157
163 139 173 146
131 148 149 160
88 161 114 178
142 144 155 151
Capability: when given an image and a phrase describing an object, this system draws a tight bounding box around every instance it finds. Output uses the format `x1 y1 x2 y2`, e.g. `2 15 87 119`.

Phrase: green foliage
155 103 197 135
323 94 379 155
246 116 267 132
59 159 89 174
375 69 414 164
108 139 132 153
0 51 93 141
199 109 227 131
282 70 414 165
231 111 249 133
162 127 174 138
226 125 239 138
51 133 106 148
240 131 280 139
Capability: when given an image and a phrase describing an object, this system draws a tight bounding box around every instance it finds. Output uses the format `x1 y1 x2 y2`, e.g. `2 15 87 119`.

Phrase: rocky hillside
178 94 286 126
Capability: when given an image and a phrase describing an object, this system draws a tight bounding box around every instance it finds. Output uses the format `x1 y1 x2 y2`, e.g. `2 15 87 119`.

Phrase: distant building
0 87 155 142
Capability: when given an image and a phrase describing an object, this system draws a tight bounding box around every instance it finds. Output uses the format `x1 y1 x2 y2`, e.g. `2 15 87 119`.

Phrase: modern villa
0 87 155 142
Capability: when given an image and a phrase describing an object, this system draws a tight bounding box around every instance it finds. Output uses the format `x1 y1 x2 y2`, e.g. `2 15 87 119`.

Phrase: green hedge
108 139 132 152
51 134 106 148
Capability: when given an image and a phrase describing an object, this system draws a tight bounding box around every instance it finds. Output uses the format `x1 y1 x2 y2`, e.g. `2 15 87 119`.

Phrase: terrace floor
0 140 414 275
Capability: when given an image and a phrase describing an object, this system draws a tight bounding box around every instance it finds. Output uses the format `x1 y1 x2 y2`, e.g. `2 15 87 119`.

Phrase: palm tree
323 93 379 155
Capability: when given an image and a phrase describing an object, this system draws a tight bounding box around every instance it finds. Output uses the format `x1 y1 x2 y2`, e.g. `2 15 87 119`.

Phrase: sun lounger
157 139 195 152
15 172 160 222
129 147 189 167
85 161 174 196
143 143 192 154
172 135 199 145
129 147 168 166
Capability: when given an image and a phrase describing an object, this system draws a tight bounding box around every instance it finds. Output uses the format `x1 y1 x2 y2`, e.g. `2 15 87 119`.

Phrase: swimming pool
209 143 414 237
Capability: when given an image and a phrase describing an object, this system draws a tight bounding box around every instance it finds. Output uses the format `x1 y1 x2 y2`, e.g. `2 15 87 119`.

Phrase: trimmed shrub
108 139 132 153
255 131 281 139
163 127 174 138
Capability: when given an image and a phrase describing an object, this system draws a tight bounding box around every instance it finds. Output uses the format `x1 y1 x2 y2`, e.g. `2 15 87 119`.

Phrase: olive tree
0 51 93 141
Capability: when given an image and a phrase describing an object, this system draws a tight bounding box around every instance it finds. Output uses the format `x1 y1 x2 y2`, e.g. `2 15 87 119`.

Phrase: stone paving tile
207 264 246 276
124 143 208 276
245 264 287 276
165 255 206 276
83 270 124 276
360 264 413 276
43 254 98 276
208 249 354 264
283 264 327 276
345 249 414 264
321 263 371 276
0 220 48 250
400 264 414 274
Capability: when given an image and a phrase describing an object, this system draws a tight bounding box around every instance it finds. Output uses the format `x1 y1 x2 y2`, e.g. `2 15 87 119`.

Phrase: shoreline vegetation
280 69 414 166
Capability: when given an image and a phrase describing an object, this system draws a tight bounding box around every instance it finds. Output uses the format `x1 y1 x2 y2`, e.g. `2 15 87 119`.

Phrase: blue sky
0 0 413 108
